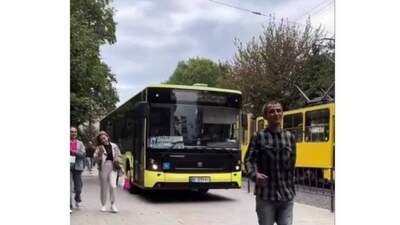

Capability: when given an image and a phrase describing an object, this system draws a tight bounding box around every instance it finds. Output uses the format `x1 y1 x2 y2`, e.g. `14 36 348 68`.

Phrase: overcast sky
100 0 334 106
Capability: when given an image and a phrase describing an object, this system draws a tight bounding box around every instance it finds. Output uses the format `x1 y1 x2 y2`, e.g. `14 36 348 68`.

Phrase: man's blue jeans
256 197 294 225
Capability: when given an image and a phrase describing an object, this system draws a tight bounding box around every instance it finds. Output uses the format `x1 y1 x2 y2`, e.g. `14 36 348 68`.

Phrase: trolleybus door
133 119 145 186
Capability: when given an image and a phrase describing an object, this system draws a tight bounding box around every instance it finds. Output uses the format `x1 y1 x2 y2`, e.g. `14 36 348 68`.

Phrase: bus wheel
130 184 141 195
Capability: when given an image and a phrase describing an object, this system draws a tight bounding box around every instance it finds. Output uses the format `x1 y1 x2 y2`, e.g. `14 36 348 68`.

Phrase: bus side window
283 113 303 142
305 109 329 142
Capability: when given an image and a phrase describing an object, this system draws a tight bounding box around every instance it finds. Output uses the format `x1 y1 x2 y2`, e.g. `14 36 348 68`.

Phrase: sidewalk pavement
71 169 334 225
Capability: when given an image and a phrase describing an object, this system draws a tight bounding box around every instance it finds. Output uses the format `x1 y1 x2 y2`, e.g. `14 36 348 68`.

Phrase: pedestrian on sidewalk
245 101 297 225
70 126 86 210
94 131 122 213
85 141 95 173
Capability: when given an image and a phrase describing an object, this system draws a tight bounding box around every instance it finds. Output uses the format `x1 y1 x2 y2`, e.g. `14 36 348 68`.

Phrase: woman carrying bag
94 131 122 213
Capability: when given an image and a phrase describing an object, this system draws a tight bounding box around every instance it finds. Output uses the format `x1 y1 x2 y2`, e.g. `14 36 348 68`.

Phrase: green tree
296 38 335 105
166 57 225 87
218 17 332 115
70 0 119 129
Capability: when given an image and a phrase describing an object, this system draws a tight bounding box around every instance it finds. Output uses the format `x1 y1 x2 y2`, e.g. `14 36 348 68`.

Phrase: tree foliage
218 17 334 115
71 0 119 128
166 57 226 87
297 38 335 106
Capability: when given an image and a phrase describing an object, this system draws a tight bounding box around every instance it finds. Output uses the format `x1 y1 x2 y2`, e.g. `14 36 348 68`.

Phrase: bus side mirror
133 101 149 118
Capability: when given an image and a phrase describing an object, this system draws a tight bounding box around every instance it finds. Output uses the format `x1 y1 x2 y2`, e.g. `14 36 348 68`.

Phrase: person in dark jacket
245 101 297 225
85 141 95 173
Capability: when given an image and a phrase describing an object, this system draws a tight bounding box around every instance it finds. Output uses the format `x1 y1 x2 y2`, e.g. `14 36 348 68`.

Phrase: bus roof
101 84 242 121
147 84 242 94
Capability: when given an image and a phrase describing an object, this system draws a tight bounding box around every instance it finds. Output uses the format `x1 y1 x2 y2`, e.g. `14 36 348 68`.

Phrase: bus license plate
189 176 210 183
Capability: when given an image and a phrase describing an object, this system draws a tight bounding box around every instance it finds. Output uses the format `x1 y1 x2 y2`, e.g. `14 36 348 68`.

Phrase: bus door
133 119 145 186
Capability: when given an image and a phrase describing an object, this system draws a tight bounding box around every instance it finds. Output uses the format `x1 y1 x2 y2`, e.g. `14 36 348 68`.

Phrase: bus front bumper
144 170 242 190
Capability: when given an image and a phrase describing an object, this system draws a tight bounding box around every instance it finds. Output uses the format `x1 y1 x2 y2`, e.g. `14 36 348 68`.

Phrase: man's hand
255 172 268 187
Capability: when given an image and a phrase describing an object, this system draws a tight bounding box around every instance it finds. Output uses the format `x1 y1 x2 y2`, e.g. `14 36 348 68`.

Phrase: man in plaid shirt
245 101 296 225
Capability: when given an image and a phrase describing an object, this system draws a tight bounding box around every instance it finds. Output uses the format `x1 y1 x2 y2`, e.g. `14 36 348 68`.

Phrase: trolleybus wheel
130 183 141 195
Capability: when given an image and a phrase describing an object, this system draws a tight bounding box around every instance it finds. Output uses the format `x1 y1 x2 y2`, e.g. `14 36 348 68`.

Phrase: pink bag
123 178 131 190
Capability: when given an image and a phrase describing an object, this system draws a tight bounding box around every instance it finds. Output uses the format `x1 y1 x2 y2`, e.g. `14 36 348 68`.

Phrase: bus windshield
149 104 240 149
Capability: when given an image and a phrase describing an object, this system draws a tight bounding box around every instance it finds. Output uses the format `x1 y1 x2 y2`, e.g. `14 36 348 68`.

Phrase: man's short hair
262 100 283 114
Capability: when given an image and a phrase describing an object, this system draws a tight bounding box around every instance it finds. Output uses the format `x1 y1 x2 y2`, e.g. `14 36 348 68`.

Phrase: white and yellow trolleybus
100 84 243 194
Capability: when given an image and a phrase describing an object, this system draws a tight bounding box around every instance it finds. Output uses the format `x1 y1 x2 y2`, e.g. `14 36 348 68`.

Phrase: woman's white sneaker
111 204 118 213
100 205 107 212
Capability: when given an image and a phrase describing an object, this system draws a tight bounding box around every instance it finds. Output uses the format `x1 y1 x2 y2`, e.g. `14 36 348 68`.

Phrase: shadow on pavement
133 189 237 204
81 174 237 204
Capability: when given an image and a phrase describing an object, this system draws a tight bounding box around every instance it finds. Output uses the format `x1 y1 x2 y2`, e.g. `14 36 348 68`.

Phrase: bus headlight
152 164 159 170
235 160 241 171
148 158 161 171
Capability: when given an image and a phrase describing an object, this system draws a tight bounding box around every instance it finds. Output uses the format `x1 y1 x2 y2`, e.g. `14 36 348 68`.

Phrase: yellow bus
100 84 242 194
240 113 254 164
283 102 335 181
240 112 270 162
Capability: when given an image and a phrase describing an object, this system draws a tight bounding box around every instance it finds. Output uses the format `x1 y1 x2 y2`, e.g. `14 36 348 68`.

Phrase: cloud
101 0 334 104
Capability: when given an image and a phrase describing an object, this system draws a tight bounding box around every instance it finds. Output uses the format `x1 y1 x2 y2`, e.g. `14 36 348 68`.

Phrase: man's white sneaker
100 205 107 212
111 204 118 213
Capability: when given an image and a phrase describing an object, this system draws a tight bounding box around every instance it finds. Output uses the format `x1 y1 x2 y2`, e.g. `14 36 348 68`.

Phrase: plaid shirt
245 128 296 201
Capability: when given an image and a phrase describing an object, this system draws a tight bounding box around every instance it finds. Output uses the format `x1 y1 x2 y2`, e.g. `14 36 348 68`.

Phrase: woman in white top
94 131 122 213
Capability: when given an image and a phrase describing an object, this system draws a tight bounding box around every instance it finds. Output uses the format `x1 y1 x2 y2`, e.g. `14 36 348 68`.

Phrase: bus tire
130 184 141 195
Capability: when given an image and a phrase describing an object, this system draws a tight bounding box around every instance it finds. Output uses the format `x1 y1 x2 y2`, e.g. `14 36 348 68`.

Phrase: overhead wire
310 2 334 19
294 0 335 36
206 0 306 28
294 0 333 22
206 0 268 17
205 0 334 36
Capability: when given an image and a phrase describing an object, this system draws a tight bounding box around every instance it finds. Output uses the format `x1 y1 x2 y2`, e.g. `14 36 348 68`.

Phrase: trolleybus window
305 109 329 142
149 107 171 136
149 104 239 149
283 113 303 142
147 88 241 108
